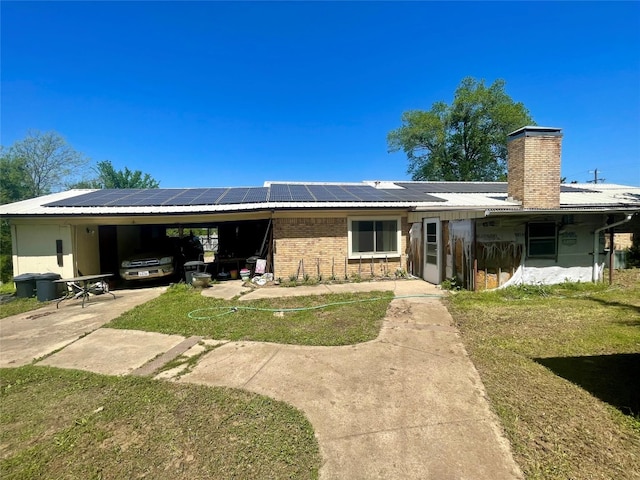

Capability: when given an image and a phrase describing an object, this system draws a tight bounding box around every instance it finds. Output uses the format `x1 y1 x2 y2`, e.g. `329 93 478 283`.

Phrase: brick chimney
507 126 562 209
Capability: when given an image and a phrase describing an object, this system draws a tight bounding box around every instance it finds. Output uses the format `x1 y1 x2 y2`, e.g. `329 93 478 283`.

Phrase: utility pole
588 169 605 184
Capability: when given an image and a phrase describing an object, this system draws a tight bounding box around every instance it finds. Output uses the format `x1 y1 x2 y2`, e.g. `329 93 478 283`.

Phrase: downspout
592 213 634 282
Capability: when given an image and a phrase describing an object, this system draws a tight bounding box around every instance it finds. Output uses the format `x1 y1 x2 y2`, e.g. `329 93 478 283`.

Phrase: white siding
12 224 74 277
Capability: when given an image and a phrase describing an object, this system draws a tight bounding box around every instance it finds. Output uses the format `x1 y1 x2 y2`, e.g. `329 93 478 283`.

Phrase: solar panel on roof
65 190 128 206
560 185 592 193
71 190 141 207
344 186 388 201
288 185 316 201
192 188 227 205
45 182 454 208
116 190 162 207
329 186 359 201
218 188 251 204
110 196 147 206
353 184 447 202
242 188 269 203
307 185 339 201
159 189 197 205
269 184 293 202
394 182 508 194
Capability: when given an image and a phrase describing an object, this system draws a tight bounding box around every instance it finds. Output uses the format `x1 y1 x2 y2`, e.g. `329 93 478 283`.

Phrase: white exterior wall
413 212 611 287
490 214 607 286
11 224 74 277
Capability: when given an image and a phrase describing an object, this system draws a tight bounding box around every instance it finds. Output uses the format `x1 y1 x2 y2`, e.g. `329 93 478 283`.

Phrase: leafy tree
388 77 535 181
70 161 160 189
0 150 31 282
1 132 89 282
0 150 31 204
0 229 12 283
95 160 160 188
7 130 89 197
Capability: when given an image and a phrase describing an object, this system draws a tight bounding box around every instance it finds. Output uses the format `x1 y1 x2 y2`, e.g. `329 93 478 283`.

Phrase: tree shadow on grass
584 297 640 322
535 354 640 417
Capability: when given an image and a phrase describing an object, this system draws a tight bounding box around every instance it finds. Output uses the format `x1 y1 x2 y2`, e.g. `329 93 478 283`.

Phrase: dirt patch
385 301 413 320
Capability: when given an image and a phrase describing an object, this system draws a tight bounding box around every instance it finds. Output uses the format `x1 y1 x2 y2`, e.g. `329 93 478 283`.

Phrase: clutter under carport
184 261 212 287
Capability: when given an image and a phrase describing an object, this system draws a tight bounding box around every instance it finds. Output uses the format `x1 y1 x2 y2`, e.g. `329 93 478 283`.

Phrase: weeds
155 342 221 378
440 277 462 291
0 282 16 295
394 268 408 278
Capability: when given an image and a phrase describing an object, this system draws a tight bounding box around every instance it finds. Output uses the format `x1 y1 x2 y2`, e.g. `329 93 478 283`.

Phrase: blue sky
2 1 639 188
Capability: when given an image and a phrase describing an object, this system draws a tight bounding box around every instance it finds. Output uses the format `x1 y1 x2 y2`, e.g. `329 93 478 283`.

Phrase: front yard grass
0 365 320 479
0 281 43 319
0 297 41 319
448 269 640 480
107 285 393 346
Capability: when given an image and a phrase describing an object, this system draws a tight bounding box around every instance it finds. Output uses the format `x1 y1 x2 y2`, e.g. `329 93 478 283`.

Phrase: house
1 126 638 289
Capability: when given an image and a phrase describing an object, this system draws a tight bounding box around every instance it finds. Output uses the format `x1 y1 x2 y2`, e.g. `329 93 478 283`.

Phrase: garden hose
187 294 444 320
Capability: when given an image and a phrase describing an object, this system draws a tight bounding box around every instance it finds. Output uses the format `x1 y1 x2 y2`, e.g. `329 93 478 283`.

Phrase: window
348 217 401 258
527 222 557 258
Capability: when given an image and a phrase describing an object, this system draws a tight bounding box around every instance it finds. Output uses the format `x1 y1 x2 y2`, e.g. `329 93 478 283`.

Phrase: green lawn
0 283 43 319
107 284 394 346
0 366 320 479
0 297 41 319
448 269 640 480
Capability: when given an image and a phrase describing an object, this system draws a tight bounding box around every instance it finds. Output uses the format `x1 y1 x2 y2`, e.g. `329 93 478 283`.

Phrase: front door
423 218 440 284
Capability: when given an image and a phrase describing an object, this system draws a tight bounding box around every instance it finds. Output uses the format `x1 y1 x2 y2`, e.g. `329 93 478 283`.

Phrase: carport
97 218 271 283
5 187 275 285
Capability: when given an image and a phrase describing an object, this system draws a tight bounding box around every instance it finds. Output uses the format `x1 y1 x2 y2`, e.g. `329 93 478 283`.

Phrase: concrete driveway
0 286 166 367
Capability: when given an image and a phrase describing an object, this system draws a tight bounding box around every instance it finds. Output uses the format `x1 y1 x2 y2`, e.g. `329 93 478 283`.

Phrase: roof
1 181 639 217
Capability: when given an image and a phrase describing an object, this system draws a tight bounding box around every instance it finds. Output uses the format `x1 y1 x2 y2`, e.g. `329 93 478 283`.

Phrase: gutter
592 213 635 282
484 207 640 216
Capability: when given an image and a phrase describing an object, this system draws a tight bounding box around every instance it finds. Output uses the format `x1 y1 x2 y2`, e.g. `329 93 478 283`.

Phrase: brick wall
273 215 408 280
508 128 562 209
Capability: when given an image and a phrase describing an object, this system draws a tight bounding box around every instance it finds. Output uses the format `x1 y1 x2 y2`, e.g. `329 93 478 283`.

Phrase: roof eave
485 206 640 216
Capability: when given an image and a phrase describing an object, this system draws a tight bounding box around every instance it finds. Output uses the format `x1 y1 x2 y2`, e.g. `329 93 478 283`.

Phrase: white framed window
348 216 401 259
527 222 557 258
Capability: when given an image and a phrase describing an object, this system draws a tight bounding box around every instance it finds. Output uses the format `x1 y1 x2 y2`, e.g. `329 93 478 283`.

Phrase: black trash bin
36 273 63 302
184 261 205 285
14 273 38 298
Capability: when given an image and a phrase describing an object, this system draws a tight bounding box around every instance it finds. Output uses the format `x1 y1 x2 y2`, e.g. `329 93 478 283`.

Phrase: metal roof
1 181 638 217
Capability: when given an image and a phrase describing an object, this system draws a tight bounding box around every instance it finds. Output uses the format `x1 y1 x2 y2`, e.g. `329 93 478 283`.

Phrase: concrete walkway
188 280 523 479
1 280 523 479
